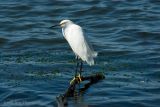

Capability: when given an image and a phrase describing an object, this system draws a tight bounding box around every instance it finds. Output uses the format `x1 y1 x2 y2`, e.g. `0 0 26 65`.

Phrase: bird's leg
79 61 83 77
75 56 79 78
70 56 79 85
77 61 83 83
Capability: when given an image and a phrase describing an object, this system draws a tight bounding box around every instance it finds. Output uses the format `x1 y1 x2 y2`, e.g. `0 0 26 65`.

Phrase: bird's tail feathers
86 57 95 66
92 51 98 57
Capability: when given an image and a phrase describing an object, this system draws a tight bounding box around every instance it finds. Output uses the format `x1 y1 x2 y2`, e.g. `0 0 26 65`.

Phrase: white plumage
60 20 97 66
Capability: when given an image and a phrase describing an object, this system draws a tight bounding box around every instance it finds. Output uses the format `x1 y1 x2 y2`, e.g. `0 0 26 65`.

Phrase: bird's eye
60 23 65 27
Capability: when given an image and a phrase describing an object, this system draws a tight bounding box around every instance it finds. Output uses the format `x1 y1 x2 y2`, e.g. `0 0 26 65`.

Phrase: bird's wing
64 24 97 65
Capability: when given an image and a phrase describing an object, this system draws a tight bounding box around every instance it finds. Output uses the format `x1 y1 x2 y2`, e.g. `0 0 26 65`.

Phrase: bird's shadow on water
55 73 105 107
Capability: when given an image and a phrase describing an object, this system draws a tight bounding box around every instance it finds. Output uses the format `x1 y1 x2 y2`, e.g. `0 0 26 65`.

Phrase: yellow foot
70 77 76 85
77 74 82 83
70 74 82 85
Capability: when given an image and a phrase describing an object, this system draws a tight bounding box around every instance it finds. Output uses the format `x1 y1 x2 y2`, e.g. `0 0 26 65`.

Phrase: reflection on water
0 0 160 107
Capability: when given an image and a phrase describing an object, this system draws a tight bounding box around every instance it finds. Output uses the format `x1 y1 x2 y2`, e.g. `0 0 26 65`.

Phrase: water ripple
0 0 160 107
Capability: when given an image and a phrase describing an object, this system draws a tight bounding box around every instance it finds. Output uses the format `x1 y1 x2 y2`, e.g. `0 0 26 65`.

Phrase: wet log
56 73 105 106
64 73 105 97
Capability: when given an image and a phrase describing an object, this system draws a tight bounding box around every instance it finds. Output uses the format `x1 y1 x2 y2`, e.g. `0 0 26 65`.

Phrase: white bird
52 19 97 84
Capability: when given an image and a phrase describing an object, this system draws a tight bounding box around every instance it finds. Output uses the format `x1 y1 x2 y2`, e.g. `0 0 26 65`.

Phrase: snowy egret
52 19 97 84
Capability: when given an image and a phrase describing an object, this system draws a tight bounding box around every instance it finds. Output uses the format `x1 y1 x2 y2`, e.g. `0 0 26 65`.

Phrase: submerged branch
64 73 105 97
56 73 105 107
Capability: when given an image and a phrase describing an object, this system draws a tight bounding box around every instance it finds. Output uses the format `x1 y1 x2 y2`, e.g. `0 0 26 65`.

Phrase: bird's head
59 20 73 28
50 19 73 28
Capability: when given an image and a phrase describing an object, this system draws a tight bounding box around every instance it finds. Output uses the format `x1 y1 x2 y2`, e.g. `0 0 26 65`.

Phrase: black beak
50 24 59 28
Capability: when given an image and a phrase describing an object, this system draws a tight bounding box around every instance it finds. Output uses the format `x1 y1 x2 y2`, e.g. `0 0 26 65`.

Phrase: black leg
78 61 83 89
75 56 79 78
79 61 83 76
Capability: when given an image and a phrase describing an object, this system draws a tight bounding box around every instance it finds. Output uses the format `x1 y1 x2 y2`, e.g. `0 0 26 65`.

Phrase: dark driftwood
56 73 105 107
64 73 105 97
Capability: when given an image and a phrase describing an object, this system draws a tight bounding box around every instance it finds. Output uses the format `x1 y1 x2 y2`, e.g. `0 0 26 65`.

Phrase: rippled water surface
0 0 160 107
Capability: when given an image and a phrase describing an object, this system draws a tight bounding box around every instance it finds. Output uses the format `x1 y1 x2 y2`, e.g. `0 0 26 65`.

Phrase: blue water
0 0 160 107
